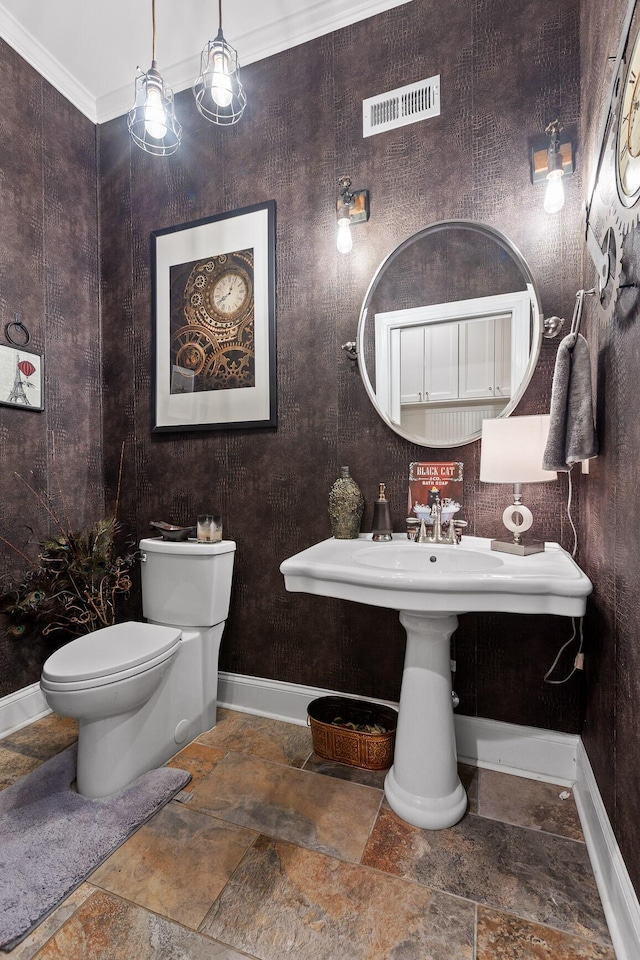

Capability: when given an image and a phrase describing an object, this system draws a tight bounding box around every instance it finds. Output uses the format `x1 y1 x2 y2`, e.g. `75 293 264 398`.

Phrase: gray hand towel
543 332 598 472
542 333 598 472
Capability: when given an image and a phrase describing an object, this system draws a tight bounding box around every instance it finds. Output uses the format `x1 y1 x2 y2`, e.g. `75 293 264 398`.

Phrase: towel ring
4 314 30 347
570 289 596 337
544 289 597 340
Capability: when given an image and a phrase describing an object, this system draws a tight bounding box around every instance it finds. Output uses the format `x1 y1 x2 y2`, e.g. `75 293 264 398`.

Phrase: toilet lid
41 621 182 683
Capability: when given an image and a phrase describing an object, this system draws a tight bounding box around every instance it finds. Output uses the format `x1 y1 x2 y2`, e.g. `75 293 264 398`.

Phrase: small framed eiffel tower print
0 344 44 412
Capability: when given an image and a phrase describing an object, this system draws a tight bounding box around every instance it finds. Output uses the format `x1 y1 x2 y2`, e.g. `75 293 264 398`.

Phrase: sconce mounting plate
530 139 575 184
337 190 370 223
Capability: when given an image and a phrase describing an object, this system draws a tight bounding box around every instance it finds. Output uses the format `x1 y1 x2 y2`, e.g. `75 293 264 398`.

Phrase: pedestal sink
280 534 592 830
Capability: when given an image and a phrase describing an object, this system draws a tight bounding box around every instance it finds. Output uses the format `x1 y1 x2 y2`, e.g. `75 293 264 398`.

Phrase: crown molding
3 0 409 125
0 5 96 122
97 0 409 123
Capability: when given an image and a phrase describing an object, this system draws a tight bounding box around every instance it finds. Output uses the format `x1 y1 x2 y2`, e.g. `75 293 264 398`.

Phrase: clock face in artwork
212 270 249 318
182 254 254 330
617 25 640 207
171 250 256 395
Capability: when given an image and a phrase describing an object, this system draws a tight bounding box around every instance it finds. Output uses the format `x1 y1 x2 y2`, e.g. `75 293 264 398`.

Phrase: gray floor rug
0 744 191 951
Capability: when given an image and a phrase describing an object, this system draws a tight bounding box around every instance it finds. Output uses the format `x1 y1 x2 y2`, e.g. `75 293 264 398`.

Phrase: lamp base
490 537 546 556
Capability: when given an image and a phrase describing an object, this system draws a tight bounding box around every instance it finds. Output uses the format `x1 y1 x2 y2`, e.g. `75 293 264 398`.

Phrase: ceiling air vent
363 75 440 137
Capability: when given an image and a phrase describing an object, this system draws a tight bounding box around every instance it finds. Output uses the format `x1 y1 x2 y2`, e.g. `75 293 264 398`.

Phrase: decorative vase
328 466 364 539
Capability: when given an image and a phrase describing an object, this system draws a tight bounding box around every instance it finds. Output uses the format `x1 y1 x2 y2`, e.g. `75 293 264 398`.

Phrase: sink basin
353 543 504 573
280 534 592 617
281 533 592 830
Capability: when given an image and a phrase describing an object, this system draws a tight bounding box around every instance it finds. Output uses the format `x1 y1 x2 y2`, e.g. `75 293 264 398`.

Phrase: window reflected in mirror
374 290 533 445
357 221 543 448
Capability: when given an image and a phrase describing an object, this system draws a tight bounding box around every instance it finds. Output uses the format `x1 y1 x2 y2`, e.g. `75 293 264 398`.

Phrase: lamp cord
566 467 578 558
543 467 582 685
544 616 583 684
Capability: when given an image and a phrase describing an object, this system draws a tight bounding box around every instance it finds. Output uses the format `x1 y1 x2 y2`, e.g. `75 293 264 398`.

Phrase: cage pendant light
193 0 247 125
128 0 182 156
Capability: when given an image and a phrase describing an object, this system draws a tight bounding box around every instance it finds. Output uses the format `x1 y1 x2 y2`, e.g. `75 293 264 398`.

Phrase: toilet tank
139 538 236 627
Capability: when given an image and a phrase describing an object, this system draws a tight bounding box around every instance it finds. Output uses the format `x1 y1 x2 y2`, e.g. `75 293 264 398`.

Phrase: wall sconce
530 120 575 214
479 415 557 555
336 176 370 254
128 0 182 156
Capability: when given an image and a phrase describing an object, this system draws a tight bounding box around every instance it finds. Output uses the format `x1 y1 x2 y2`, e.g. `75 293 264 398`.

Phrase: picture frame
0 344 44 412
151 200 276 432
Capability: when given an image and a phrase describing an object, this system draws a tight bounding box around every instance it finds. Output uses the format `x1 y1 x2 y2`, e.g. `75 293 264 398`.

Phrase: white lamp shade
480 415 557 484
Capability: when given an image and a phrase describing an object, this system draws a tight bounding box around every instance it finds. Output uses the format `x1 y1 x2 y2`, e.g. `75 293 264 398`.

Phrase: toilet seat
41 621 181 692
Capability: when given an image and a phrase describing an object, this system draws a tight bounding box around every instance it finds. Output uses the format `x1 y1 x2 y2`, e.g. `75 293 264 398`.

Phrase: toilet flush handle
140 552 147 562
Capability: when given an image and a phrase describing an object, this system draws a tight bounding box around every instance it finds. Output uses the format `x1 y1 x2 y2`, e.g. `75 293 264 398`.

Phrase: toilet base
75 622 224 798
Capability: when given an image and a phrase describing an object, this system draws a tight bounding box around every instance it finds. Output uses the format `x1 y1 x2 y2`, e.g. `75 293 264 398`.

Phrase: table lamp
480 415 557 555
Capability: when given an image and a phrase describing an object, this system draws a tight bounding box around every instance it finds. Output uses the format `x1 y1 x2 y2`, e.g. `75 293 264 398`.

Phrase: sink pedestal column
384 611 467 830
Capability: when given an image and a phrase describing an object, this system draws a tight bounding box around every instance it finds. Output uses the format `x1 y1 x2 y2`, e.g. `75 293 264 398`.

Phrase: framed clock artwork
151 201 276 432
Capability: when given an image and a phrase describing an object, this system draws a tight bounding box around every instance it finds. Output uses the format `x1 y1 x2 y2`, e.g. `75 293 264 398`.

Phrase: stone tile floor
0 709 616 960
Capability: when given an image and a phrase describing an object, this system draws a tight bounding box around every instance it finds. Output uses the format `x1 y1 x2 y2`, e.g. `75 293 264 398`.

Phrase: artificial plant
0 443 134 641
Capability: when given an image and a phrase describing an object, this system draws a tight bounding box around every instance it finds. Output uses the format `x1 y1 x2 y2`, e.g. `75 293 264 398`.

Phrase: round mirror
356 220 543 447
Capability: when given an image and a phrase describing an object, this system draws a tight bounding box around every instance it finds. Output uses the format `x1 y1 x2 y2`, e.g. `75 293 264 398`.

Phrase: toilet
40 537 235 798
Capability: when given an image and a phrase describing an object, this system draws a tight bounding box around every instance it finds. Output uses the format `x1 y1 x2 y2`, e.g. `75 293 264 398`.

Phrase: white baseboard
0 682 50 740
0 673 580 786
218 671 579 784
3 672 638 957
217 672 399 726
454 714 579 786
574 740 640 960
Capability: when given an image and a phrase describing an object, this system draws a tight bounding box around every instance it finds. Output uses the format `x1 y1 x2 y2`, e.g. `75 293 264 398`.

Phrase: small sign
408 462 463 523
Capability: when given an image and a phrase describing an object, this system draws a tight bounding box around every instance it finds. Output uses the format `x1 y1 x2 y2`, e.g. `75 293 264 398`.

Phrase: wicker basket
307 696 397 770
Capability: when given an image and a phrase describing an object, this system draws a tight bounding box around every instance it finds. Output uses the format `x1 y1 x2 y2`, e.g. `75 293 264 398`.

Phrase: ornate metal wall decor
584 0 640 320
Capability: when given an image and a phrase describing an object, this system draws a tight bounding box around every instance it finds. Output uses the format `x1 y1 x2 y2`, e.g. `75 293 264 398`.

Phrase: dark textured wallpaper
97 0 584 732
0 40 102 696
579 0 640 897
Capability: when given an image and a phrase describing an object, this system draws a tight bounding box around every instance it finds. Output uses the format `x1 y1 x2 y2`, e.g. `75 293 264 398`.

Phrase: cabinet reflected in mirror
357 221 543 447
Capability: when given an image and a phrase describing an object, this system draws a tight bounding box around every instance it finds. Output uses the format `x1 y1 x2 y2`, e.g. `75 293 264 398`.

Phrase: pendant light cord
152 0 157 63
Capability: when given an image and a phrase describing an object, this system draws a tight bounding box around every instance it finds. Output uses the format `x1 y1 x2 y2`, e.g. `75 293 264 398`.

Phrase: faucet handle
417 518 429 543
451 520 468 544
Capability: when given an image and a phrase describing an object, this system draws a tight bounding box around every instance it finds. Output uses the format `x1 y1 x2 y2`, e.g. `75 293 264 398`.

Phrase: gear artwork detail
168 249 256 396
593 211 624 323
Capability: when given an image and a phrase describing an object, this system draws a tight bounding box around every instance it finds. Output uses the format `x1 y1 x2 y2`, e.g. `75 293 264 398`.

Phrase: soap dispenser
371 482 393 542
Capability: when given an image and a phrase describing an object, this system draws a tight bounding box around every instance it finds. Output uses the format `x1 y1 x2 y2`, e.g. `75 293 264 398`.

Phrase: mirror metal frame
355 219 544 447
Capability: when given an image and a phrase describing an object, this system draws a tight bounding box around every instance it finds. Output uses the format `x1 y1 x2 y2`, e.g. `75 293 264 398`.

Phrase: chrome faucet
416 516 467 544
415 499 468 545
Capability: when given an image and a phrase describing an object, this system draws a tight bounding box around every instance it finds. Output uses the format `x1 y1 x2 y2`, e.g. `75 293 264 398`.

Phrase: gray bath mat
0 744 191 951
